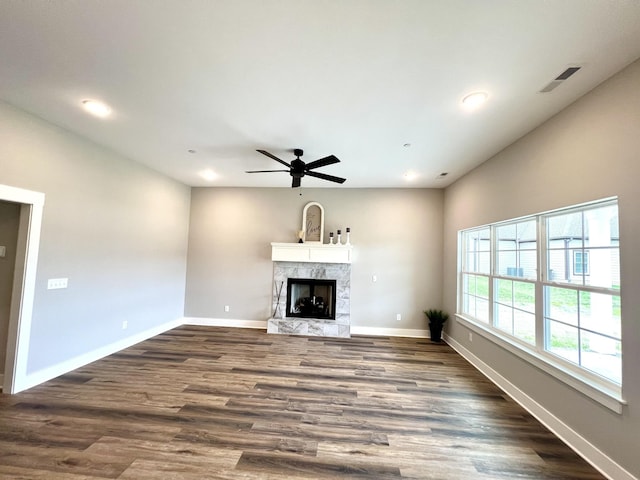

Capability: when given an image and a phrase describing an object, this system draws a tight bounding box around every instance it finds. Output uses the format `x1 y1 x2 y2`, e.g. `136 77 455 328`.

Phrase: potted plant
423 309 449 343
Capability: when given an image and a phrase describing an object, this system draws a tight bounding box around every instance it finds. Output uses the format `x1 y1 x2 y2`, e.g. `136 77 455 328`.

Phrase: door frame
0 184 44 393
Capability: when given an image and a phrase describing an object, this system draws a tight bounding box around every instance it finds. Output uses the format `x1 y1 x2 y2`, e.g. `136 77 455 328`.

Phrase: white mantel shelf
271 242 353 264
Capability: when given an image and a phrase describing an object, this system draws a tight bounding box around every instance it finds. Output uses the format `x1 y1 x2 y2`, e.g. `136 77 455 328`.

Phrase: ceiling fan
246 148 346 188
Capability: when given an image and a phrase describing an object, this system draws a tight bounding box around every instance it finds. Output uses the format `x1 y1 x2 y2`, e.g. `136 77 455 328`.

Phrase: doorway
0 184 44 393
0 201 21 386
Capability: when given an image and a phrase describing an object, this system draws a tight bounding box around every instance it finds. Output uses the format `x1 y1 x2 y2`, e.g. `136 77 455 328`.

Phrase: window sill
455 314 626 414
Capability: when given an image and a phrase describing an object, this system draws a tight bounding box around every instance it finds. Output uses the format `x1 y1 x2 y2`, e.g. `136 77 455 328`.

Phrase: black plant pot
429 323 443 342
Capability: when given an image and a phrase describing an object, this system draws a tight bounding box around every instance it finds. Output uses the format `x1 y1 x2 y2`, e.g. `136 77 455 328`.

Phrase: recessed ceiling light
81 99 111 118
403 143 411 148
187 149 197 154
462 91 488 109
199 169 217 181
404 170 418 181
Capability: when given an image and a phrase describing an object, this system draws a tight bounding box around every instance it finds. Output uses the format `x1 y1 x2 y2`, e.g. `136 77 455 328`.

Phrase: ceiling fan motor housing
291 159 305 176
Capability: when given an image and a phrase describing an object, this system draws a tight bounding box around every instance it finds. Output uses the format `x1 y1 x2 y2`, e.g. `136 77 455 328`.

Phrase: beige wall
443 58 640 477
0 101 191 375
185 187 444 331
0 201 20 372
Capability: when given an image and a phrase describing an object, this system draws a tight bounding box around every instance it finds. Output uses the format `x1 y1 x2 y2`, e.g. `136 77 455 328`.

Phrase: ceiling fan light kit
246 148 346 188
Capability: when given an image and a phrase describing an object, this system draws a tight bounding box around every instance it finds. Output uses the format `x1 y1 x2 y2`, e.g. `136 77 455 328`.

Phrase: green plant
423 309 449 326
424 309 449 343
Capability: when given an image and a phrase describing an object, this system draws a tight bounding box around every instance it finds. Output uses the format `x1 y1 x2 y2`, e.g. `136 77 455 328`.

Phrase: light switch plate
0 246 6 258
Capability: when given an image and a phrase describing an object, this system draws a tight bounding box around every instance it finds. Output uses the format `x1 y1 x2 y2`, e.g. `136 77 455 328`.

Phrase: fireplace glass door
286 278 336 320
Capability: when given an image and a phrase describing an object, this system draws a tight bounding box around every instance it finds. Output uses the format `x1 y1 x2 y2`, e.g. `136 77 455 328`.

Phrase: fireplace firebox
286 278 336 320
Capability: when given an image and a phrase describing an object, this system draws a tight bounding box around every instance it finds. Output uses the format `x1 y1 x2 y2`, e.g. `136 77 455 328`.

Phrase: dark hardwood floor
0 326 605 479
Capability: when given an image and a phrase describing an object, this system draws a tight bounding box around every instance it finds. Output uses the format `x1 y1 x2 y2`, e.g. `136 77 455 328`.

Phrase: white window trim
456 314 625 413
456 197 624 414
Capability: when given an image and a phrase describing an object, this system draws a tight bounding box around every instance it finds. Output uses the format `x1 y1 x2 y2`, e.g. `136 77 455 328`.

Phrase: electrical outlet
396 313 401 321
469 332 473 342
47 278 68 289
224 305 230 312
122 320 128 330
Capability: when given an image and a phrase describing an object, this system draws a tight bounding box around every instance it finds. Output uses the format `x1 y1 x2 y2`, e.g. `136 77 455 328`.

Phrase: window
573 251 589 275
460 228 490 323
495 278 536 345
495 219 537 279
458 199 621 390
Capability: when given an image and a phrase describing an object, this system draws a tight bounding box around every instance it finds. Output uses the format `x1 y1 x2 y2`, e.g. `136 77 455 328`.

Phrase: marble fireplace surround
267 243 352 338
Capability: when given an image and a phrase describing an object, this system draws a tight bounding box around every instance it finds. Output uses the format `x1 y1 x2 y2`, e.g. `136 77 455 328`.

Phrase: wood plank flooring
0 326 605 479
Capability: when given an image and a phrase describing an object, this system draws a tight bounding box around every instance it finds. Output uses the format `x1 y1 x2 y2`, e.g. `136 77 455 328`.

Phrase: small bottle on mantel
336 230 342 245
346 227 351 245
329 232 334 245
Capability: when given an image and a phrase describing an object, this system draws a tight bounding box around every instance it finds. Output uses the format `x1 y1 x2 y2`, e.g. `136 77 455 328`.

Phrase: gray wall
443 58 640 477
0 201 21 372
185 187 444 330
0 101 191 374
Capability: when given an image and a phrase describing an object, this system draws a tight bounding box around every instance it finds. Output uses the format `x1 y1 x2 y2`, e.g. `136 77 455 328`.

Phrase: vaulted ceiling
2 1 640 188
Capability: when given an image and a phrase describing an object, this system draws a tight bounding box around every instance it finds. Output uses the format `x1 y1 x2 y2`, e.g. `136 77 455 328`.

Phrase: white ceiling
2 1 640 188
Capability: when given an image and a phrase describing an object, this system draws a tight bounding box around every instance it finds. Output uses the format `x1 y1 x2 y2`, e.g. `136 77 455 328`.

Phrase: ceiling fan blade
256 149 291 168
305 170 346 184
245 169 290 173
292 176 301 188
305 155 340 170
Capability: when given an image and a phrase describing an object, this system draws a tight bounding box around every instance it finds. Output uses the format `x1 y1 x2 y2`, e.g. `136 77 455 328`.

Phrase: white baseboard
444 333 637 480
13 318 183 393
182 317 268 329
351 326 429 338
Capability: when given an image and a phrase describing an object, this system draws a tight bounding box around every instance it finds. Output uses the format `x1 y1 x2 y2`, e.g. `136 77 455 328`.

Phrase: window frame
456 198 624 413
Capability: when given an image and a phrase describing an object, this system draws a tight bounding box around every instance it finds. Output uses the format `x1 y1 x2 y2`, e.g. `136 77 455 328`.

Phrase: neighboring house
466 215 620 284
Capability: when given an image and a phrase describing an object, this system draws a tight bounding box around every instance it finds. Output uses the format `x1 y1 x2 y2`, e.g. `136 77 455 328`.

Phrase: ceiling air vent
539 66 582 93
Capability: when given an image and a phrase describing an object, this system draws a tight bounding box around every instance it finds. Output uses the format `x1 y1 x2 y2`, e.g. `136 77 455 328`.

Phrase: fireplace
286 278 336 320
268 243 352 338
